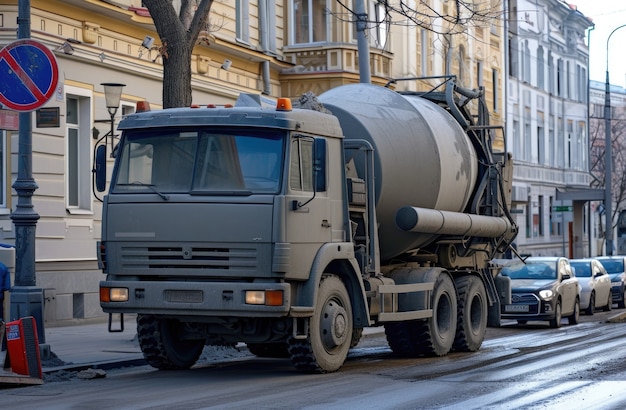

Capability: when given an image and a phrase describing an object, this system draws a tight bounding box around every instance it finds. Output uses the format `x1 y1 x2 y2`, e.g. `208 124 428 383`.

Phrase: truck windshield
112 129 284 194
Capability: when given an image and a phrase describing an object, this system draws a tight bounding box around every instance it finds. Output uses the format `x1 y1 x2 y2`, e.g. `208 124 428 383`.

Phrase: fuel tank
319 84 478 261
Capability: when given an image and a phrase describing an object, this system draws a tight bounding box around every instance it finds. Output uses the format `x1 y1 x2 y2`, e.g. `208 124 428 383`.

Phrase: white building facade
506 0 595 257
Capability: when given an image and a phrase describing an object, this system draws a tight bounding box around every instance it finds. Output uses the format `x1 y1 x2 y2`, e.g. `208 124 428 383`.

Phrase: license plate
505 304 529 313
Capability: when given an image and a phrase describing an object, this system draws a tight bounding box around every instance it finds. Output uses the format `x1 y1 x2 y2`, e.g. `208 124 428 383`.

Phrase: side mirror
94 144 107 192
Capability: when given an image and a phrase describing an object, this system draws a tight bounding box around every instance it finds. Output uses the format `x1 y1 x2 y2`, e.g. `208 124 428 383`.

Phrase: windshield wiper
116 182 170 201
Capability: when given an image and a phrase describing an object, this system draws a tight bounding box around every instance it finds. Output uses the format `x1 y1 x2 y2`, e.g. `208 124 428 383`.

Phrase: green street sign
553 205 572 212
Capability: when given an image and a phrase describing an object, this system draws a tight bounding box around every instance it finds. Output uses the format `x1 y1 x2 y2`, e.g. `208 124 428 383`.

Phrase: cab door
283 136 331 280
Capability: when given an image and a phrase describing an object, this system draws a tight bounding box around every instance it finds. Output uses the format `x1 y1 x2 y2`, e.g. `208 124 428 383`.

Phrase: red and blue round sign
0 39 59 112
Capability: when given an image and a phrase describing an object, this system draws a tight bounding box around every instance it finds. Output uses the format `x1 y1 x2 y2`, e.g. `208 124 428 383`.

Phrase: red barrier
5 316 42 378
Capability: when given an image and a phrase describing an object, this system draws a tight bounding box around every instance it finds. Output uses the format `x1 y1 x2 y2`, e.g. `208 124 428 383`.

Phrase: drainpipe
587 23 595 256
259 0 271 95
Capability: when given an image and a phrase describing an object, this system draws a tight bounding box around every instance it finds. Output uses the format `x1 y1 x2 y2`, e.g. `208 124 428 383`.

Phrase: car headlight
539 289 554 299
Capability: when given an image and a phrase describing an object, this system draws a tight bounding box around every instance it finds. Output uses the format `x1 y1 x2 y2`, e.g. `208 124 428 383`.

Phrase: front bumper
611 283 625 302
501 292 556 321
100 280 291 317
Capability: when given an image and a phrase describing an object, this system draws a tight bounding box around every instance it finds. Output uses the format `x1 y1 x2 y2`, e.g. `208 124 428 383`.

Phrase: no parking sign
0 39 59 112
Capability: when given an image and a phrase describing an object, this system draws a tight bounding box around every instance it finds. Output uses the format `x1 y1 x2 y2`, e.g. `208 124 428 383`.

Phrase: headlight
539 289 554 299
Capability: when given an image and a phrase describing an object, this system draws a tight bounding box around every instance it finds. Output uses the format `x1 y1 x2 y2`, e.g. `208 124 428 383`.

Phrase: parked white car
569 258 612 315
595 256 626 308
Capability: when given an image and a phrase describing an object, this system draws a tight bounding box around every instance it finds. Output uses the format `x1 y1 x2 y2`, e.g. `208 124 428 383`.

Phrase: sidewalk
1 315 145 377
1 315 386 381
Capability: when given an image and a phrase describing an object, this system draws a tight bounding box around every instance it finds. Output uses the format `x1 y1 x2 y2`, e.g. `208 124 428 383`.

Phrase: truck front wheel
137 315 204 370
288 274 353 373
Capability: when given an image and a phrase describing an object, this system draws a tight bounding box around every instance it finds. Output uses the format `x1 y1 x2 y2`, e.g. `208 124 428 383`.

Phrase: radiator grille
120 246 258 271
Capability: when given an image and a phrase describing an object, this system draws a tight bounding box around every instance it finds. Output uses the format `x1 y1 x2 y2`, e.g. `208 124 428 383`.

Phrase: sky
570 0 626 85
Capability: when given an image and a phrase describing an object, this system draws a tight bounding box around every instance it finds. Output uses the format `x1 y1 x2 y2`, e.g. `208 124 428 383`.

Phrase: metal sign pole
9 0 45 347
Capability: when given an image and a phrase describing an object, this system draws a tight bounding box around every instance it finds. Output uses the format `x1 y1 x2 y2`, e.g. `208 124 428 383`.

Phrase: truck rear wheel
453 275 487 352
137 315 204 370
288 275 353 373
385 273 457 357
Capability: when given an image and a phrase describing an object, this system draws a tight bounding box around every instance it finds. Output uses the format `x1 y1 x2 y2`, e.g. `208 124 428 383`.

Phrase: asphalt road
3 307 625 409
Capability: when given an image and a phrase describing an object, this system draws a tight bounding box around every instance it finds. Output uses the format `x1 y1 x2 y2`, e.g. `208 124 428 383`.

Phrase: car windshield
598 260 624 274
112 128 284 195
501 262 556 279
570 262 591 277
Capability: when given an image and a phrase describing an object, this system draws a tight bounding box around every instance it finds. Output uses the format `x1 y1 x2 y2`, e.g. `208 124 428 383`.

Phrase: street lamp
604 24 626 256
101 83 125 156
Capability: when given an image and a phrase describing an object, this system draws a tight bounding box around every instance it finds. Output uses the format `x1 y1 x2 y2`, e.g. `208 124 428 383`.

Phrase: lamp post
604 24 626 256
100 83 125 156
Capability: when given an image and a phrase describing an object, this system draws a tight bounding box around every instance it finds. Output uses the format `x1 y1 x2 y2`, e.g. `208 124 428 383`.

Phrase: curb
43 357 147 374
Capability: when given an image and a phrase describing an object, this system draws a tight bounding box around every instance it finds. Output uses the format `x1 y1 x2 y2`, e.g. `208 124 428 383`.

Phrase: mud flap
108 313 124 333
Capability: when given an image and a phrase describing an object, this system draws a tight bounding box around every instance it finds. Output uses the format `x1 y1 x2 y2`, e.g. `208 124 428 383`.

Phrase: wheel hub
320 300 348 349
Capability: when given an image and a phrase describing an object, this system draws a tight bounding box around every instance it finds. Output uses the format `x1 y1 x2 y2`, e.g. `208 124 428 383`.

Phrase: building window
65 88 93 212
421 29 428 76
522 41 531 84
557 117 564 168
578 121 586 170
567 120 573 169
538 195 544 236
492 69 498 112
236 0 250 43
369 0 389 50
513 119 521 156
548 52 554 94
265 0 277 52
292 0 328 44
563 61 573 99
525 201 531 238
458 46 466 85
508 37 517 78
537 124 545 165
557 58 564 97
524 107 531 162
537 47 544 90
549 115 555 167
578 65 586 103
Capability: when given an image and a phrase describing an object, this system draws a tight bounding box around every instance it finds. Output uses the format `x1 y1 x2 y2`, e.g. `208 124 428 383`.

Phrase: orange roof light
136 101 151 112
276 98 292 111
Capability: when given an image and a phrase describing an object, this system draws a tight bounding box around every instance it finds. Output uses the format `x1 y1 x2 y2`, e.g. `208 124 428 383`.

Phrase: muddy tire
385 273 457 357
586 292 595 315
350 328 363 348
604 292 612 312
137 315 204 370
288 275 353 373
549 301 562 328
568 297 580 325
453 275 488 352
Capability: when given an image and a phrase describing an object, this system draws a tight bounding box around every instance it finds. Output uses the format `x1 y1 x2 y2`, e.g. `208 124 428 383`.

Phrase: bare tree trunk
142 0 213 108
162 44 193 108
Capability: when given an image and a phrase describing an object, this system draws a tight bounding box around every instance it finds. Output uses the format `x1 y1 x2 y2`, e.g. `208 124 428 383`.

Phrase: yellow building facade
0 0 504 324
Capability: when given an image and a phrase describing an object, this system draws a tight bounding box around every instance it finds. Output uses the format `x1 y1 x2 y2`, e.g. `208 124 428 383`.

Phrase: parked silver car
569 258 612 315
595 256 626 308
500 256 580 328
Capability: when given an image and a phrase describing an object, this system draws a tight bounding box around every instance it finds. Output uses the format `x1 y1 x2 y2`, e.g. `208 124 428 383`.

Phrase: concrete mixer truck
95 77 518 373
